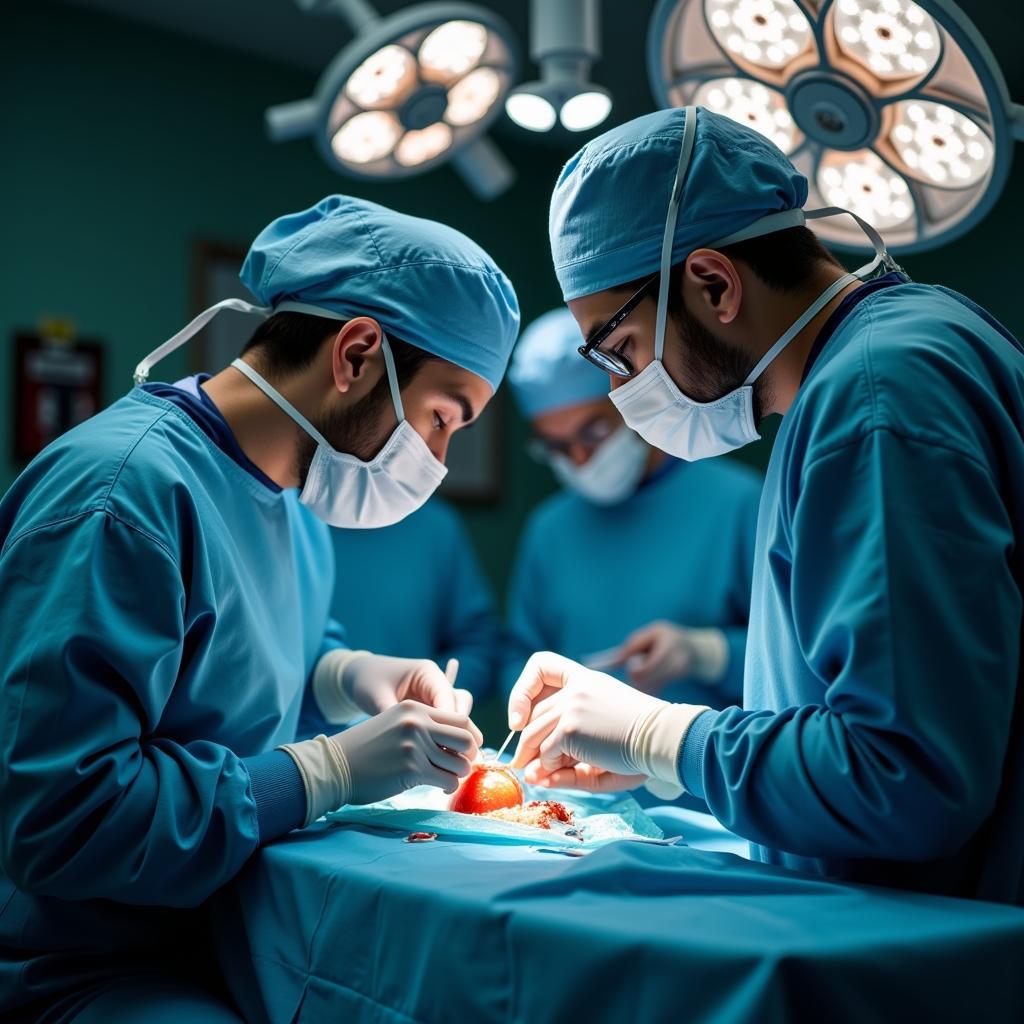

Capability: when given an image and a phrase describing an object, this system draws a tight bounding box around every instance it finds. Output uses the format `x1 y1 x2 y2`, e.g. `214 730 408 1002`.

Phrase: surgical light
505 0 612 135
647 0 1024 252
266 0 518 200
506 90 558 132
559 91 614 132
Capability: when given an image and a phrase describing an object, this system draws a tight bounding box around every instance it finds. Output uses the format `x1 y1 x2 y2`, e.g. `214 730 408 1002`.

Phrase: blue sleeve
435 513 500 699
695 430 1019 861
501 517 551 698
243 751 306 842
315 617 349 666
717 478 760 701
718 627 747 703
0 512 260 908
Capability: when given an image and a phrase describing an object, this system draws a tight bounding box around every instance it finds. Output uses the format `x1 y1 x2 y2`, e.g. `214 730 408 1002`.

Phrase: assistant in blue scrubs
504 309 761 708
505 459 760 705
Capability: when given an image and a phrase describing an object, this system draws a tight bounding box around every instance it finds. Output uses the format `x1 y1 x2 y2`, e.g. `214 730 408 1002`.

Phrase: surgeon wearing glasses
509 107 1024 906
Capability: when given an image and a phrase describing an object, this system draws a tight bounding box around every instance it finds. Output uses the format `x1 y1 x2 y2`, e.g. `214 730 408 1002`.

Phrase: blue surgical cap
508 308 610 419
241 195 520 392
549 108 808 301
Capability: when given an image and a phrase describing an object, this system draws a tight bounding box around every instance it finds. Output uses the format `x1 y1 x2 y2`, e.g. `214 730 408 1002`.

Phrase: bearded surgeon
510 107 1024 905
0 195 519 1020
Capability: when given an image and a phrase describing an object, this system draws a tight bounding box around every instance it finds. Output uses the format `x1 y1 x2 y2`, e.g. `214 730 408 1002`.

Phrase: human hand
603 622 728 693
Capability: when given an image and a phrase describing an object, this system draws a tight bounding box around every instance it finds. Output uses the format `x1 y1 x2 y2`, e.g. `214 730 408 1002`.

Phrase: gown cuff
243 750 306 844
677 708 718 799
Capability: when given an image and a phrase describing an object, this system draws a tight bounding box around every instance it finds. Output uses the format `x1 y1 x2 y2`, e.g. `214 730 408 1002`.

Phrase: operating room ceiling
57 0 1024 143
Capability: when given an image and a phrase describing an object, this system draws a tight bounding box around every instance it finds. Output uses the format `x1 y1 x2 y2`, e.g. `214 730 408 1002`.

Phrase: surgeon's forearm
690 703 998 862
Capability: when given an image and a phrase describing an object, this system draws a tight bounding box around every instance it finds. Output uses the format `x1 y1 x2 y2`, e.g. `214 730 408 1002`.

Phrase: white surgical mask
610 105 899 462
549 426 649 506
133 298 446 529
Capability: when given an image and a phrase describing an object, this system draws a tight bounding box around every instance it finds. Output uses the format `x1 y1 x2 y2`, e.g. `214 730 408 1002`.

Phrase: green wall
4 1 1024 610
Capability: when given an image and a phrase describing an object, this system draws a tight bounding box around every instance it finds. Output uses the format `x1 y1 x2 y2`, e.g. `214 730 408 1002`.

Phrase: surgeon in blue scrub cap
510 106 1024 906
0 195 518 1021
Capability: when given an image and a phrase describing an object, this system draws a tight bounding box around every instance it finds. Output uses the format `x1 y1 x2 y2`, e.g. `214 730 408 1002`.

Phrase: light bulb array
890 100 994 187
818 150 915 228
704 0 812 70
833 0 940 82
694 77 797 152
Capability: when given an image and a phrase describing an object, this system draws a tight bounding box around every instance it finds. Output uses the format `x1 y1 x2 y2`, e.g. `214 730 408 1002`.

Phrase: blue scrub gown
691 282 1024 904
503 457 761 706
329 499 495 684
0 388 345 1019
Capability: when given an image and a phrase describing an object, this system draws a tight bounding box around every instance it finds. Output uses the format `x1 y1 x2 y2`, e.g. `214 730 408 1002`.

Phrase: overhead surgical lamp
266 0 518 199
505 0 612 134
647 0 1024 251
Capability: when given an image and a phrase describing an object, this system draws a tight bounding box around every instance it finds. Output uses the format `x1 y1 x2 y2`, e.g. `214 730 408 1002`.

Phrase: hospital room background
3 0 1023 747
8 3 1024 1021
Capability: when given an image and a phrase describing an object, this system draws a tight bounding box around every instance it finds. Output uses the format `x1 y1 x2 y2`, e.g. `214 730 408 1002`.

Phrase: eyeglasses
529 415 617 462
577 273 659 378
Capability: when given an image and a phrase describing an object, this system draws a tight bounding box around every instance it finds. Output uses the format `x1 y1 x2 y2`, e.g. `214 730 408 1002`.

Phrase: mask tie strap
378 335 405 422
710 207 807 249
804 206 900 277
654 106 699 362
274 300 345 320
133 299 272 384
742 270 860 385
230 358 333 450
711 204 898 385
266 301 405 421
278 302 404 421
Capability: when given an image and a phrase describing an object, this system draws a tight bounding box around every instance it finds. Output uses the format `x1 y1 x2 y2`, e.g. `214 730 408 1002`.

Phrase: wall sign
12 325 104 462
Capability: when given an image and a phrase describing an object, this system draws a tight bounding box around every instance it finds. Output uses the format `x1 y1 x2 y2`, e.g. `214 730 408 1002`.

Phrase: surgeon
302 495 500 738
0 195 519 1021
504 307 759 710
509 106 1024 905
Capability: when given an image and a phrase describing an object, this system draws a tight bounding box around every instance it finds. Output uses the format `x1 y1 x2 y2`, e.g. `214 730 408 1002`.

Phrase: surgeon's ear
331 318 383 393
684 250 742 326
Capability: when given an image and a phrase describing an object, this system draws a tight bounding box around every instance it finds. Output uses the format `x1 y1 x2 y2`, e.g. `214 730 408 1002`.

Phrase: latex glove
606 622 728 693
508 651 708 793
281 700 481 825
313 650 479 743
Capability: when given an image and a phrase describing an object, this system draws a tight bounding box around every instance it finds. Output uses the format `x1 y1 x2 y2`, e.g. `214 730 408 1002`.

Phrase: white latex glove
606 622 728 693
508 652 709 793
313 649 478 737
280 701 480 826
